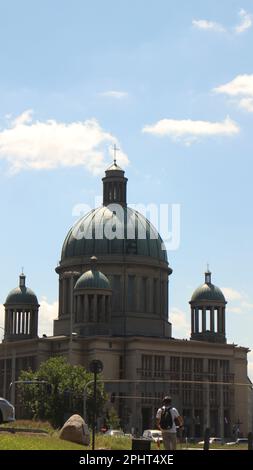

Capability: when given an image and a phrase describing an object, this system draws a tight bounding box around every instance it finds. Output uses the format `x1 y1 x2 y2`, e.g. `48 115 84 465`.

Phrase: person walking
156 396 183 450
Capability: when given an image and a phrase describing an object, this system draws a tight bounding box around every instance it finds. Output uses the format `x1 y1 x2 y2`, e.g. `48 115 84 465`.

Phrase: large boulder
59 414 90 446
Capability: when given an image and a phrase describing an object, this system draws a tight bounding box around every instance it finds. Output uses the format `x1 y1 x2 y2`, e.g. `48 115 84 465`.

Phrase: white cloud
222 287 253 315
192 19 225 32
193 10 253 35
100 90 128 99
214 74 253 97
238 98 253 112
12 109 33 126
214 74 253 113
0 111 129 174
38 297 58 337
221 287 243 301
170 307 190 338
142 116 239 144
235 9 252 34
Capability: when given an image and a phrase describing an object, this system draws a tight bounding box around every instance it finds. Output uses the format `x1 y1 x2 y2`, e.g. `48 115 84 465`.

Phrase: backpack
160 407 173 429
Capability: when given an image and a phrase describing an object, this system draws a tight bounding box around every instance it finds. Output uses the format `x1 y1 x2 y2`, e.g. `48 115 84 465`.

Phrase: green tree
19 356 106 428
106 406 121 430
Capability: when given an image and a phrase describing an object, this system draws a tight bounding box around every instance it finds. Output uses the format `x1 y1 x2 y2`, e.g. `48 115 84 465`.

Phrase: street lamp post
89 360 103 451
0 326 7 397
62 271 80 364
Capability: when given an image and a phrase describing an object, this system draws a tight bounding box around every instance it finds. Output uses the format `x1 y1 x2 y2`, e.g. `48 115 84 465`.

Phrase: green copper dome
5 274 39 306
61 206 168 263
191 272 226 303
75 269 111 290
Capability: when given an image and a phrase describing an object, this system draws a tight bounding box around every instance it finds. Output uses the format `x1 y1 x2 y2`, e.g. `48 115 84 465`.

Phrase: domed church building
0 162 251 437
55 160 172 339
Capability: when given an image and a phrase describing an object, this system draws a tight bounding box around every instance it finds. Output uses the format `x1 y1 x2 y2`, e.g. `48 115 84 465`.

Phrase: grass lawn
0 420 133 450
0 422 249 450
0 434 86 450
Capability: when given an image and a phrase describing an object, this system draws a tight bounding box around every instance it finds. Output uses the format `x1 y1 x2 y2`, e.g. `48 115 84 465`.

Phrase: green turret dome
191 271 226 303
5 274 39 306
74 258 111 290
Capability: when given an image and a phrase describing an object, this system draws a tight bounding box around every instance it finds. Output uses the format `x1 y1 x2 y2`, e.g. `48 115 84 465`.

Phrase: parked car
198 437 223 445
104 429 125 437
226 438 248 446
0 397 15 424
142 429 163 443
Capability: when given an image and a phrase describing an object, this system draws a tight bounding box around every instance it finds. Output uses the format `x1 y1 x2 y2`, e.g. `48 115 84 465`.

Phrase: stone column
194 308 199 333
84 294 89 322
59 279 63 317
101 295 106 322
11 310 14 335
62 278 66 315
4 308 8 336
191 307 195 334
76 295 80 322
94 294 98 322
29 311 33 336
164 280 168 319
222 307 226 335
14 309 17 335
5 309 9 336
34 309 38 336
202 307 206 332
217 307 222 334
5 309 8 336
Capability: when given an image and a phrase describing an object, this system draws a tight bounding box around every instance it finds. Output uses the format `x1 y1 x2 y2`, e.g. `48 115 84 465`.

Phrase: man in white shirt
156 396 183 450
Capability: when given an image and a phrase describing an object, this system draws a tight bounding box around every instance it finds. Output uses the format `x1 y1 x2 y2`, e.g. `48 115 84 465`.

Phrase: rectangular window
170 356 180 372
208 359 218 375
141 355 152 377
194 358 203 374
182 358 192 372
154 356 165 377
169 357 180 394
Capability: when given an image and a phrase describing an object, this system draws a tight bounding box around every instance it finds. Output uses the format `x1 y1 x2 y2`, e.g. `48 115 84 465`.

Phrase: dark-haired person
156 396 183 450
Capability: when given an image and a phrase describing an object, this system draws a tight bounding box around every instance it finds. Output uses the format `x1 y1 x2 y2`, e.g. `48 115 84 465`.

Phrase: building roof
75 268 111 290
105 161 124 172
5 274 39 306
61 206 168 263
191 271 226 303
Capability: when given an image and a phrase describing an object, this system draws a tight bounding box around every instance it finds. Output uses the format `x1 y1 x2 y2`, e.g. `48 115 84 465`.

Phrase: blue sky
0 0 253 376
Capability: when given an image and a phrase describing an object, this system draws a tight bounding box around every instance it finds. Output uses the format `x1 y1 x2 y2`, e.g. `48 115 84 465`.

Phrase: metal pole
92 371 97 450
69 274 74 364
0 326 7 398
